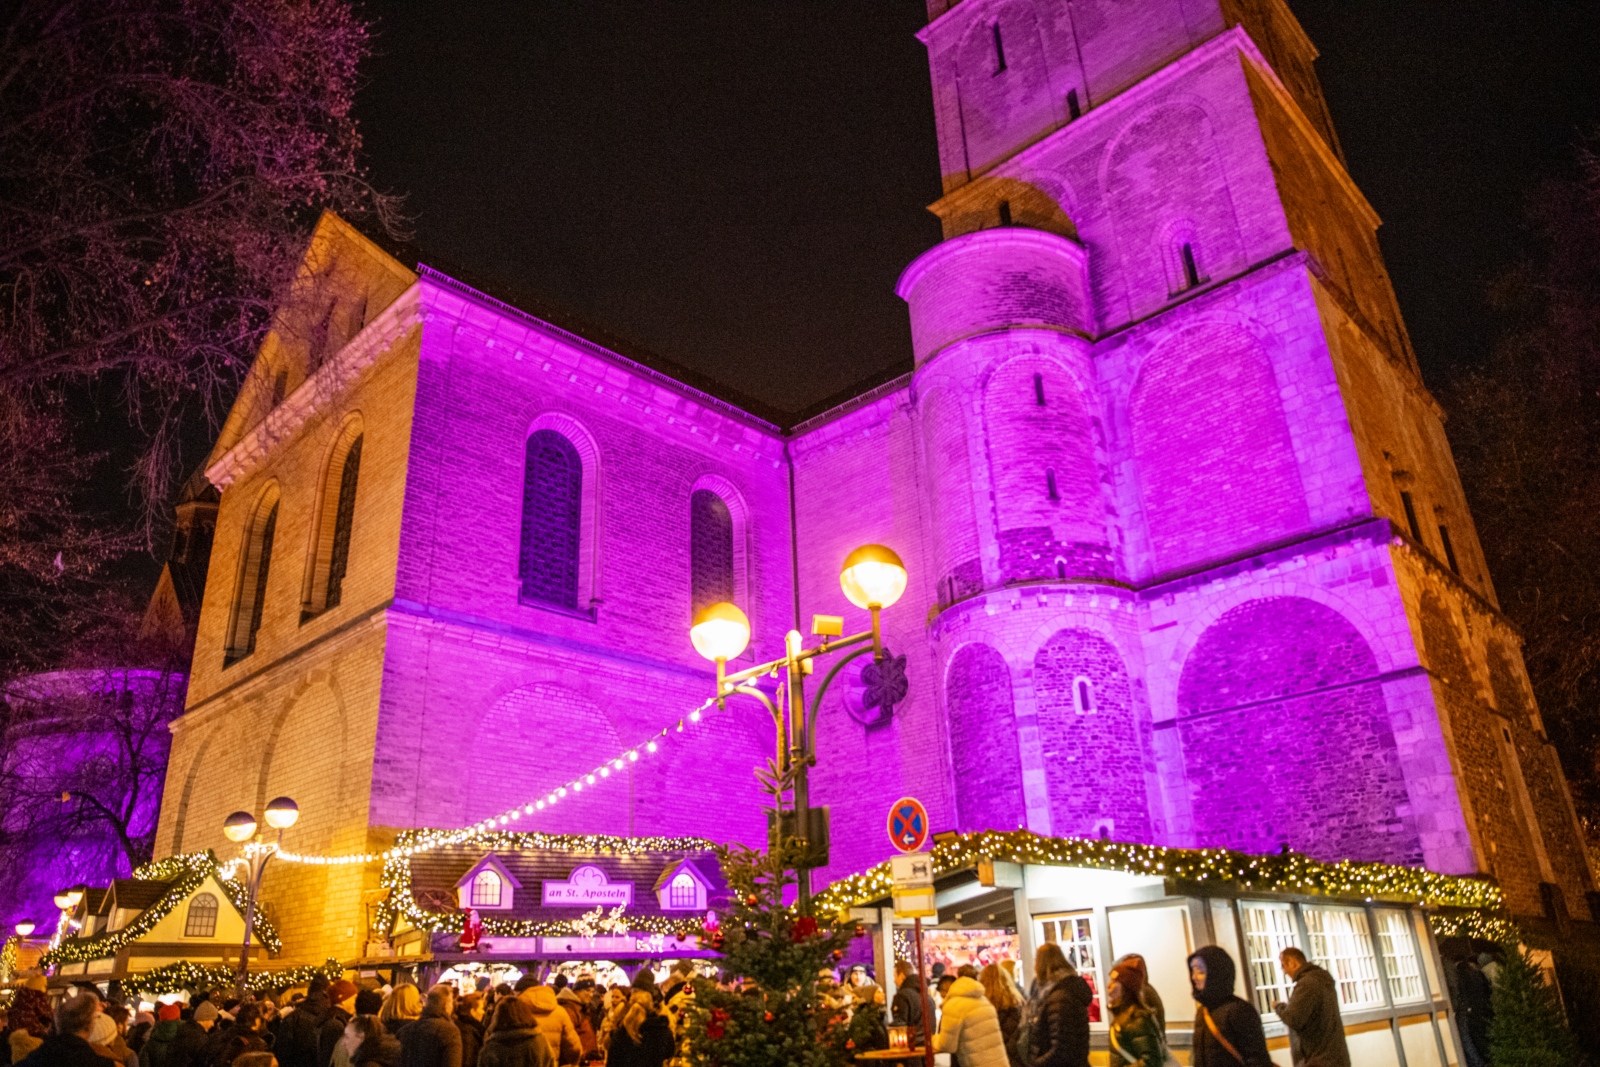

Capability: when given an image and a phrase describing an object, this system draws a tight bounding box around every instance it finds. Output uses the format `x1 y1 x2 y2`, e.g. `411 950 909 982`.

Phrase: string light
121 958 344 997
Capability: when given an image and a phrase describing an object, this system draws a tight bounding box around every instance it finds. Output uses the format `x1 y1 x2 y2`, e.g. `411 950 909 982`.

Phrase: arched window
184 892 219 938
470 870 502 908
690 490 734 616
226 488 280 666
521 430 583 610
1072 676 1095 715
303 425 363 620
668 872 698 909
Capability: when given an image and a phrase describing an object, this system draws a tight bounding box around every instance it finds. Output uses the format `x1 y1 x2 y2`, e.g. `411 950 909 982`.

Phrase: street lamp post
691 543 908 906
222 796 300 994
50 888 83 948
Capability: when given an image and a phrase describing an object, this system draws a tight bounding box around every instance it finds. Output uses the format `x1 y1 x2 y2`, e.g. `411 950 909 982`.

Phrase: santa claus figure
459 908 483 952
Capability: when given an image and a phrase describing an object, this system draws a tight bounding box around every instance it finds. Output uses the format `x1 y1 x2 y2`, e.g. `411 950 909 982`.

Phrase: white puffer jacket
931 978 1010 1067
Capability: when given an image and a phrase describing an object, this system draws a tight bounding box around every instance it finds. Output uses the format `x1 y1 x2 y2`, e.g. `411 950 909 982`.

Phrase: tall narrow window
1181 243 1201 289
226 493 279 666
1304 907 1384 1008
1067 89 1082 120
271 371 287 406
521 430 583 610
1240 902 1300 1013
183 893 219 938
1438 524 1460 574
992 22 1006 73
324 436 362 609
1399 491 1424 544
1072 677 1095 715
1374 910 1425 1003
1046 469 1059 501
998 200 1013 227
690 489 735 617
1033 372 1046 406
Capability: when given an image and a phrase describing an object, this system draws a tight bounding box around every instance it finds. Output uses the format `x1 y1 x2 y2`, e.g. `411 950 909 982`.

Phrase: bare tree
0 0 402 673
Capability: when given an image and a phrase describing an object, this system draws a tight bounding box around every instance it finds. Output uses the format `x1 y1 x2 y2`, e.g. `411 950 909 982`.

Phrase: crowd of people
0 939 1367 1067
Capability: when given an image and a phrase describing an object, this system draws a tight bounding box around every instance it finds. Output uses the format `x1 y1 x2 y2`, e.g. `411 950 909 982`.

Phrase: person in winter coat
931 976 1009 1067
396 986 460 1067
451 997 483 1067
1106 963 1165 1067
1026 944 1092 1067
275 984 329 1067
475 1002 551 1067
1187 946 1271 1067
317 985 360 1067
510 991 576 1067
343 1017 400 1067
977 964 1023 1066
1110 956 1165 1036
547 996 587 1061
599 994 670 1067
1273 950 1349 1067
7 984 54 1065
890 961 927 1048
377 990 420 1042
22 995 103 1067
139 1006 207 1067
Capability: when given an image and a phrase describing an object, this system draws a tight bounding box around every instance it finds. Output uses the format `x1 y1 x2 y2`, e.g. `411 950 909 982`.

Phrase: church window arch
302 418 363 620
184 892 218 938
521 429 584 612
225 484 281 666
690 489 735 617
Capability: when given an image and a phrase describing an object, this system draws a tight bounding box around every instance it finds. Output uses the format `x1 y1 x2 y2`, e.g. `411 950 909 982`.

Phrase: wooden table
853 1050 929 1062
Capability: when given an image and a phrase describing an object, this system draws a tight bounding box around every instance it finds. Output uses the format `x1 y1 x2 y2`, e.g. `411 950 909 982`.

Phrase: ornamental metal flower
849 651 908 727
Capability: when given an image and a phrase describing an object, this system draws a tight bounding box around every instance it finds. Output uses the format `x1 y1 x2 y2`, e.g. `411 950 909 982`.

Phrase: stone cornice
205 283 423 489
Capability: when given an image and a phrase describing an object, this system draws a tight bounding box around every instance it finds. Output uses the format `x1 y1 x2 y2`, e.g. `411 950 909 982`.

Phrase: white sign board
891 853 935 890
542 864 634 907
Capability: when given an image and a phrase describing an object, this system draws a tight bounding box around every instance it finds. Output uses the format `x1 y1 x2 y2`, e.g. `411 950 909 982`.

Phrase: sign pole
914 915 935 1067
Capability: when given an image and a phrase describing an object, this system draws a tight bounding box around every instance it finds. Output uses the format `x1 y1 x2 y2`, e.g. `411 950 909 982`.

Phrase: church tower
887 0 1595 924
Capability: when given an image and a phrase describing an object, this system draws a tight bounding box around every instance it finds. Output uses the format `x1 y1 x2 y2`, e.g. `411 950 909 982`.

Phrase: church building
153 0 1594 980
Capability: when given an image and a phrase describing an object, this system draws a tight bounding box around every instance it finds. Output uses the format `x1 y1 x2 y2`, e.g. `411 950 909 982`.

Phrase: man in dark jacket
1274 949 1350 1067
397 986 460 1067
140 1005 207 1067
317 984 359 1067
889 962 925 1047
23 996 102 1067
275 982 330 1067
1188 946 1272 1067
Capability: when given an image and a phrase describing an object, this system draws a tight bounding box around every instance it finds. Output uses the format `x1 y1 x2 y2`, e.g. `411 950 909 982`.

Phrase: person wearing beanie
396 986 460 1067
1187 946 1270 1067
140 1003 206 1067
192 1005 219 1033
314 984 359 1067
1106 962 1165 1067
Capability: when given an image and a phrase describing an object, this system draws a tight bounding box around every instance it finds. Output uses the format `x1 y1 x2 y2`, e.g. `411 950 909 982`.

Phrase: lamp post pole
224 797 300 996
692 545 907 908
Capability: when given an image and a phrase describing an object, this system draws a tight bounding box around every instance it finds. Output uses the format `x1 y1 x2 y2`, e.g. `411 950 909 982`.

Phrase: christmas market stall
377 829 727 984
819 830 1506 1067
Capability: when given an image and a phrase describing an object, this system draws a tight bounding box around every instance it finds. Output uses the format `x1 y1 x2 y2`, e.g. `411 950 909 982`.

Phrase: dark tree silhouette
0 0 402 673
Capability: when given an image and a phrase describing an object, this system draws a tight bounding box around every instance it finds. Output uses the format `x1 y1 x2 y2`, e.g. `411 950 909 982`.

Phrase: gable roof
454 853 523 890
653 856 716 893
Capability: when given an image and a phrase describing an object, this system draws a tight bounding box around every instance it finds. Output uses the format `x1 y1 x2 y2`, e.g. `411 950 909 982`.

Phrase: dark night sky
357 1 1600 415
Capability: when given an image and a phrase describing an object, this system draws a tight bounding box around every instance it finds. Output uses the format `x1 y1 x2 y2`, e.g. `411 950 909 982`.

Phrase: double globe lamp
223 795 299 992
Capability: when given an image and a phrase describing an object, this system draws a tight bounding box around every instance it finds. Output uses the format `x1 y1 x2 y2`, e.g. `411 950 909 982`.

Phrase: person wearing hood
930 976 1009 1067
7 982 54 1065
274 981 329 1067
317 985 360 1067
510 990 576 1067
1105 962 1165 1067
1025 943 1091 1067
396 986 459 1067
1110 955 1164 1036
1273 949 1349 1067
140 1004 207 1067
475 1002 551 1067
1187 946 1270 1067
548 995 588 1060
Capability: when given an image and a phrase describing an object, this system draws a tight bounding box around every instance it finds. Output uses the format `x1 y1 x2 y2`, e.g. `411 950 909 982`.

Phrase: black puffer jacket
1188 946 1271 1067
275 996 328 1067
1026 974 1092 1067
474 1029 551 1067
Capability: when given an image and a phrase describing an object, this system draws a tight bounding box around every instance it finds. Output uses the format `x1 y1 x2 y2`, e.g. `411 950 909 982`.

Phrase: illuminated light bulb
264 796 300 830
586 774 596 785
510 810 520 820
839 543 908 609
613 760 623 771
647 742 658 753
524 805 534 815
536 801 545 811
689 709 701 723
573 782 582 793
600 767 610 778
558 788 567 798
628 751 638 762
689 602 751 662
676 721 684 732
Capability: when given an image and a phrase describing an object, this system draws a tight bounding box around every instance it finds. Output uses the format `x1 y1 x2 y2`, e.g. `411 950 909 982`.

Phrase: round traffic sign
887 796 930 853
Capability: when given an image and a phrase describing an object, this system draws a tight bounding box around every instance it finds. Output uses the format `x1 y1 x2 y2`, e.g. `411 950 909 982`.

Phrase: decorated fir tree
678 839 874 1067
1487 945 1575 1067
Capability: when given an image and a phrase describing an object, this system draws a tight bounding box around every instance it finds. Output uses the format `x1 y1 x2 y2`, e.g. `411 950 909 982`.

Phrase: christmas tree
1487 945 1575 1067
678 839 874 1067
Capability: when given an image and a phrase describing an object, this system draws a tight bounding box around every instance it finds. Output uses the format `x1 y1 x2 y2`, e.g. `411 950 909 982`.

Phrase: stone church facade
155 0 1593 963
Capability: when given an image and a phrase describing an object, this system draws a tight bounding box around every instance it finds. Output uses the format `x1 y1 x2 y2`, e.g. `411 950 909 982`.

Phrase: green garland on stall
380 828 717 938
1427 909 1521 944
41 852 281 968
120 958 345 996
814 829 1505 915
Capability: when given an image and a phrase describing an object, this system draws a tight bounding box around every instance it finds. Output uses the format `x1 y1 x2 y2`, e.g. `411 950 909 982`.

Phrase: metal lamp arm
805 644 875 755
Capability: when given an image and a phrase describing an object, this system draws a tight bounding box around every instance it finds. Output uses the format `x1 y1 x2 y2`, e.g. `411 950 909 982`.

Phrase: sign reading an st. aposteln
542 864 634 907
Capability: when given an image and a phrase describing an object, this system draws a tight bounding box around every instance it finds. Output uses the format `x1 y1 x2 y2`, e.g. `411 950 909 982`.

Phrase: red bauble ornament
854 925 866 939
745 894 759 906
792 915 818 941
830 949 844 962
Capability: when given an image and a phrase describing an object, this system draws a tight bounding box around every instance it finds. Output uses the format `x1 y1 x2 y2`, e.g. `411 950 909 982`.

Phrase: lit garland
1427 910 1520 944
0 937 17 980
266 698 723 868
121 958 345 997
814 829 1505 916
41 852 281 969
380 828 717 938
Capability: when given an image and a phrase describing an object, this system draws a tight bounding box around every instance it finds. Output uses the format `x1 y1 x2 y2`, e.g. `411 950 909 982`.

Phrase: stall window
1036 912 1101 1021
470 869 503 908
1374 909 1425 1003
1304 906 1384 1008
668 873 699 910
184 892 219 938
1239 902 1299 1013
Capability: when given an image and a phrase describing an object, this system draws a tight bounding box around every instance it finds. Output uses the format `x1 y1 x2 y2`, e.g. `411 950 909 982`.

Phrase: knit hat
87 1014 118 1045
194 1002 219 1024
158 1003 182 1022
328 980 359 1006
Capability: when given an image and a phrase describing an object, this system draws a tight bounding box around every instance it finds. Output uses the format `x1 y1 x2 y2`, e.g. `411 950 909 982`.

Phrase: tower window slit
998 200 1012 227
1046 468 1059 501
992 22 1006 73
1067 89 1082 120
1181 242 1201 289
1034 372 1046 406
1400 491 1424 544
1439 524 1460 574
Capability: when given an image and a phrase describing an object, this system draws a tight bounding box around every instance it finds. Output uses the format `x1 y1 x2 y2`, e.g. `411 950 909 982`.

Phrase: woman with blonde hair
378 984 422 1037
978 963 1024 1065
603 991 672 1067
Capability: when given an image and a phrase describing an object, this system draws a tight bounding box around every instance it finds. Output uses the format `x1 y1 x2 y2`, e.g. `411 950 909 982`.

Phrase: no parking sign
887 796 930 854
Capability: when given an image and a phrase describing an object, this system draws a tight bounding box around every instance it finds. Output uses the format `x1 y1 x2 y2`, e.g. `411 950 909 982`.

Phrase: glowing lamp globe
690 602 751 662
839 544 907 610
15 921 35 936
264 796 300 830
53 888 82 910
223 810 259 843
